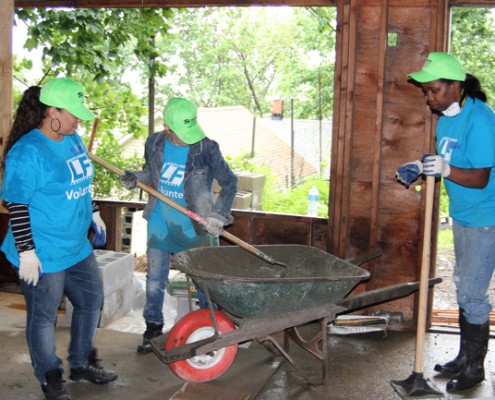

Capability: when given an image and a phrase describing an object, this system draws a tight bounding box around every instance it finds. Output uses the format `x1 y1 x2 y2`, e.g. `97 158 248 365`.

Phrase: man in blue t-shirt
120 98 237 354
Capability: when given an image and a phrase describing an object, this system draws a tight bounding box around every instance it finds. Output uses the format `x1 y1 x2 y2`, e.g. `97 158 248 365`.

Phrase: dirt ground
134 255 147 272
434 246 495 311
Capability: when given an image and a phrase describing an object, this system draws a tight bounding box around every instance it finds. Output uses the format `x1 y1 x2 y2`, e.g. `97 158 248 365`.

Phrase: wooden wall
0 0 13 185
330 0 449 323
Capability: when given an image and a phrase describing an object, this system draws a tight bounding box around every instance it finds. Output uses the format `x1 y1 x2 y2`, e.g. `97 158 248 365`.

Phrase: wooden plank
0 0 13 155
329 0 357 257
432 310 495 326
450 0 495 5
0 0 13 216
368 0 388 282
14 0 338 7
13 0 495 8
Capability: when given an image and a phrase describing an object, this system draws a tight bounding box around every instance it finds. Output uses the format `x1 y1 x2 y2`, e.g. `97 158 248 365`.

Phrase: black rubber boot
41 369 71 400
70 349 118 384
137 322 163 354
446 320 489 391
434 309 467 374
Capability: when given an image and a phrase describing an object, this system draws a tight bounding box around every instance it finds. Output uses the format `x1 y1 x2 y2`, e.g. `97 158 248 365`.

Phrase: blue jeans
20 253 103 384
453 221 495 324
143 247 170 325
143 248 213 325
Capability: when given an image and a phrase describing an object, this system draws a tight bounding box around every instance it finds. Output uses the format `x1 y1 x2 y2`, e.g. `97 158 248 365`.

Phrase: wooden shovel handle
414 175 435 373
88 152 281 265
87 117 99 153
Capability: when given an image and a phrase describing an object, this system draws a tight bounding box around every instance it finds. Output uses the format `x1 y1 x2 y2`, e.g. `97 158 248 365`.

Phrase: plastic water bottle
307 186 319 217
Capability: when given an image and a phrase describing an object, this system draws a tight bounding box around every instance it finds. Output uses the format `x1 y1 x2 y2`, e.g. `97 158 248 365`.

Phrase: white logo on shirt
161 164 184 187
67 153 93 185
438 137 458 163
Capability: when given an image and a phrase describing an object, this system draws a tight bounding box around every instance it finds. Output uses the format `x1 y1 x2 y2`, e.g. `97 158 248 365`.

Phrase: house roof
120 105 319 187
261 118 332 179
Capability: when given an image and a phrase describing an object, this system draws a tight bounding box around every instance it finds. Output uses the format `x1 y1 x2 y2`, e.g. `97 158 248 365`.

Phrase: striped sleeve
5 202 35 252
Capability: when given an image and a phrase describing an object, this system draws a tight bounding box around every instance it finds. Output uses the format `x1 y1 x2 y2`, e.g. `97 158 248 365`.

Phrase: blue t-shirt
147 139 215 253
436 97 495 227
1 129 94 272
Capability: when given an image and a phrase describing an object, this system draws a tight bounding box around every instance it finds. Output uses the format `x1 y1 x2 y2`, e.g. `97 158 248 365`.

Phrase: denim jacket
134 131 238 236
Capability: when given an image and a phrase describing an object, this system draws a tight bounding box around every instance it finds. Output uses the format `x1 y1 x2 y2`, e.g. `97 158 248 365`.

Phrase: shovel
88 152 289 277
390 175 443 398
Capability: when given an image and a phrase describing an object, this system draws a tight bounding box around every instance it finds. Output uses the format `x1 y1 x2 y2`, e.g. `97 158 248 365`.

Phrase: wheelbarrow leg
283 316 332 383
195 280 221 336
260 334 322 385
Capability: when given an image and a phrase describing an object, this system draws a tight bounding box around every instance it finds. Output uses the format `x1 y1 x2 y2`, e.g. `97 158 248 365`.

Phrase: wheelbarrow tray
172 245 370 319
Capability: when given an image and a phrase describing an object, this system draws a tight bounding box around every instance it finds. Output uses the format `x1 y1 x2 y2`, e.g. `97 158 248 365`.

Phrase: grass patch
437 227 454 250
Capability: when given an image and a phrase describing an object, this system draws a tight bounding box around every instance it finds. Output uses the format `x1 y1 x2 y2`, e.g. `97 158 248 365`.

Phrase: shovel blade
390 372 444 398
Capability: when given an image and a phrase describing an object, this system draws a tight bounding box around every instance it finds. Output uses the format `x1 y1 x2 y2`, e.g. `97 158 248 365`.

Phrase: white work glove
396 160 423 188
205 217 224 238
91 211 107 247
19 249 43 286
422 155 451 177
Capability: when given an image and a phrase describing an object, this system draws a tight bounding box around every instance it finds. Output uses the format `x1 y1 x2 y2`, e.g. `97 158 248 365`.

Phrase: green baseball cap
408 52 466 83
40 78 95 121
163 98 205 145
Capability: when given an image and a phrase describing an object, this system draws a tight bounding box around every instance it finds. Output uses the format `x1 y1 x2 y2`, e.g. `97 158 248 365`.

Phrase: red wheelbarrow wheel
165 309 238 382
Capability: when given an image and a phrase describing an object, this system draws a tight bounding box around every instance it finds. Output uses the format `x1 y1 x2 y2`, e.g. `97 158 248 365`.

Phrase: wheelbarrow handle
338 277 442 312
345 248 382 266
89 153 284 268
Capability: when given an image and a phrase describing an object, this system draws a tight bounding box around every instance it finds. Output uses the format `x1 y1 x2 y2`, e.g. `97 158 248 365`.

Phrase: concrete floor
1 291 494 400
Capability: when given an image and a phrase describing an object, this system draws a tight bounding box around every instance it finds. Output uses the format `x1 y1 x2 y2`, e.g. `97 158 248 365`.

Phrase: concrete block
236 172 265 192
62 250 135 327
64 279 135 328
251 189 263 206
251 203 263 211
232 191 252 210
94 250 134 296
99 280 135 327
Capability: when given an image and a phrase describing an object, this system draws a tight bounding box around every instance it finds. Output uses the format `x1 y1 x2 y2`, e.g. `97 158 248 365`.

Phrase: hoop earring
50 118 61 133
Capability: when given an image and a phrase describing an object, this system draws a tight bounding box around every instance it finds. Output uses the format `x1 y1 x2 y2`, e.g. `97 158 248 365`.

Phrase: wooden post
0 0 13 214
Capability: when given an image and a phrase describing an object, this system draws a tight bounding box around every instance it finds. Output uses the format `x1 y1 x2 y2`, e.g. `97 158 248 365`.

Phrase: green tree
155 7 336 119
13 7 335 211
450 8 495 107
14 7 174 196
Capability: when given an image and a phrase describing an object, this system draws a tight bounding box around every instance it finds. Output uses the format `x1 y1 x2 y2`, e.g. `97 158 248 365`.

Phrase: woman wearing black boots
399 52 495 392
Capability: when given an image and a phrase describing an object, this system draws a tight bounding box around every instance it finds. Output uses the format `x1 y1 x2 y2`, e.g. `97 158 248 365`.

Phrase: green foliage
263 177 329 217
16 8 172 80
439 180 449 217
14 8 173 197
155 7 336 119
451 8 495 107
14 7 335 205
436 8 495 222
438 228 454 250
89 133 143 200
226 152 329 217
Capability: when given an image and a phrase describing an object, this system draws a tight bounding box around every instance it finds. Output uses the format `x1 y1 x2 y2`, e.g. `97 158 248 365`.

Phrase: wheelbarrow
150 245 441 384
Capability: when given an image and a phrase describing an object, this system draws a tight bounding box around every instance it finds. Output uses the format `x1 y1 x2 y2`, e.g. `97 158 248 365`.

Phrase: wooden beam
14 0 495 9
450 0 495 5
0 0 13 170
14 0 338 7
329 0 356 256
